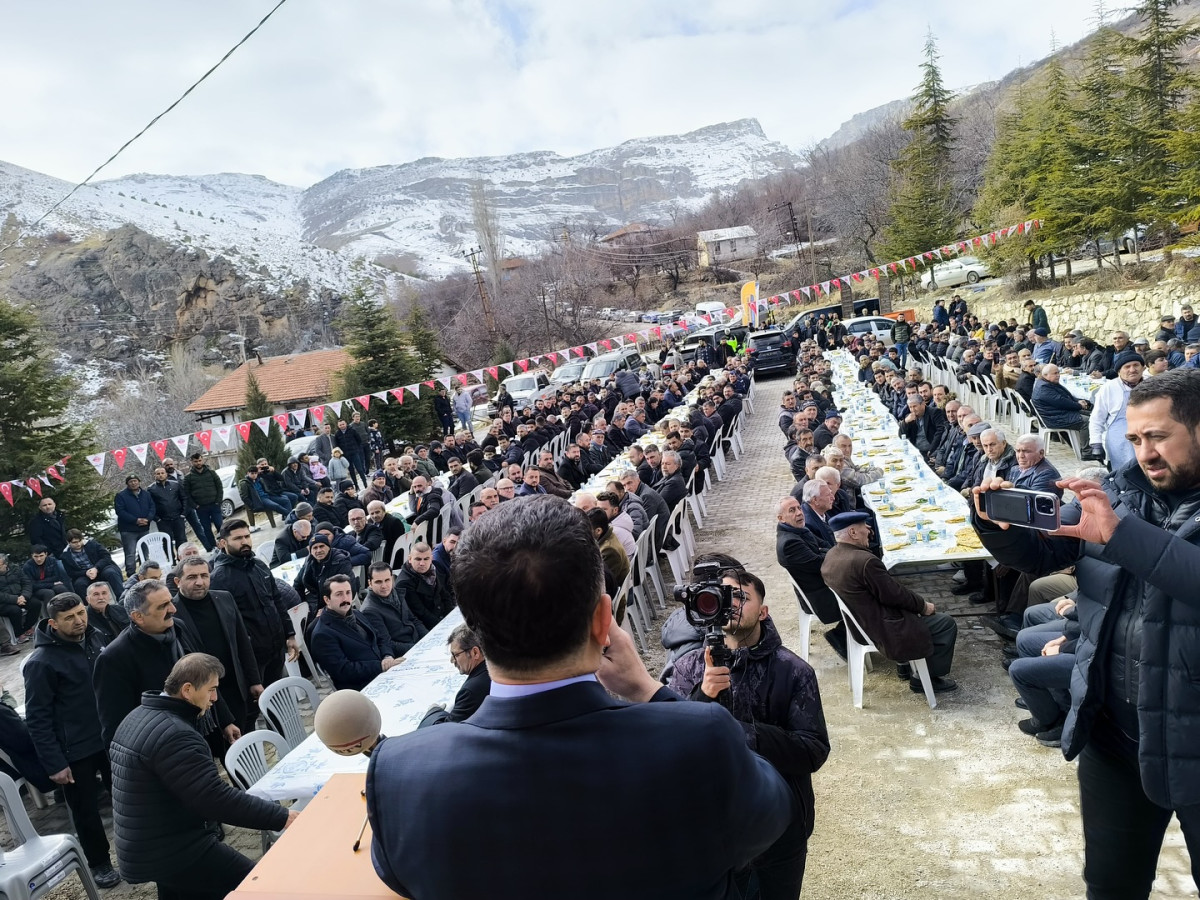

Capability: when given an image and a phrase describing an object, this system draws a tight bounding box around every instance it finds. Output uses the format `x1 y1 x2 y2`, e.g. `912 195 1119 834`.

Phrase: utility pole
769 200 818 287
462 247 498 339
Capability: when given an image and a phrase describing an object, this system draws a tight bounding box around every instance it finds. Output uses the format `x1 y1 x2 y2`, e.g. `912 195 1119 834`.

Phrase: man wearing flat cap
820 511 958 694
812 410 842 451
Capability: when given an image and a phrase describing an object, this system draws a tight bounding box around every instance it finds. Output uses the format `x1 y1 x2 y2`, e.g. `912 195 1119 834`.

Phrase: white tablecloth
1061 373 1102 402
826 351 991 569
249 609 465 802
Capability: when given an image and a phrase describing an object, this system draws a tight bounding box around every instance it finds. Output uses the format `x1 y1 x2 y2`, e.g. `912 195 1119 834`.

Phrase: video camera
673 560 734 670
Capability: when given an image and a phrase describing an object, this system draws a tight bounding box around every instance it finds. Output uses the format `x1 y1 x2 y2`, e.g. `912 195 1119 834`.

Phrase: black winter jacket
667 617 830 836
308 610 387 691
209 550 293 652
395 564 455 630
0 566 33 618
360 588 428 657
110 692 289 884
26 510 68 553
22 556 69 594
147 479 186 521
975 463 1200 807
294 548 357 614
23 621 108 772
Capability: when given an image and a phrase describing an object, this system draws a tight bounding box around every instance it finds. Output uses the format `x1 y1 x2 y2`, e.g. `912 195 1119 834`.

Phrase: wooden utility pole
462 247 498 339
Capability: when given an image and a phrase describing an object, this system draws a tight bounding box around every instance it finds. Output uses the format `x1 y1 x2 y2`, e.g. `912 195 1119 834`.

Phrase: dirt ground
3 373 1196 898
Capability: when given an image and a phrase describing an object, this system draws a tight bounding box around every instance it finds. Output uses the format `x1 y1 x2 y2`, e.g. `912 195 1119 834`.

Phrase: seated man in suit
366 500 408 566
419 623 490 727
366 495 794 900
820 511 958 694
800 480 836 549
775 496 845 659
308 574 399 691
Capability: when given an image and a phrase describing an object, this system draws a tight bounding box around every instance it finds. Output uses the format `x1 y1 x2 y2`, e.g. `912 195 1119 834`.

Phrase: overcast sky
3 0 1103 187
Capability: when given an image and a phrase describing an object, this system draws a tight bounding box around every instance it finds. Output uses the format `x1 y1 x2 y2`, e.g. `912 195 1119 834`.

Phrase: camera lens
694 587 722 618
1034 497 1055 515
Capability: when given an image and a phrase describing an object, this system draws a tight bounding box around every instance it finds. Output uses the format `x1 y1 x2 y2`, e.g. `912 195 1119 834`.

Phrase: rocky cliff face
1 225 334 369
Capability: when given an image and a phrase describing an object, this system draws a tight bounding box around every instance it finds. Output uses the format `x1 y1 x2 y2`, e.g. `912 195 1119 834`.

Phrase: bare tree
470 180 506 310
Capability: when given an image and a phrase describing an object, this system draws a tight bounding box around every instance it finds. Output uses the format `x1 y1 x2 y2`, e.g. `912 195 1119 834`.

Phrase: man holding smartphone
972 368 1200 900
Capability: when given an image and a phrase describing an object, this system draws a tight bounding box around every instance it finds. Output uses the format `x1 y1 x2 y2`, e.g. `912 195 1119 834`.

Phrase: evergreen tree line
975 0 1200 274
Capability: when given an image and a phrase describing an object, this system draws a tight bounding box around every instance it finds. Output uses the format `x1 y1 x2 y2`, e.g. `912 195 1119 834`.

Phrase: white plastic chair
255 539 277 566
635 519 667 611
832 589 937 710
389 532 413 572
786 575 818 663
0 773 101 900
0 750 48 810
257 677 322 753
286 605 329 688
224 730 291 852
135 532 173 568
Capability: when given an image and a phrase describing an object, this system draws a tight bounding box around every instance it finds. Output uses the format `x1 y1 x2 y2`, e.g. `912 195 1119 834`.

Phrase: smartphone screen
986 491 1033 525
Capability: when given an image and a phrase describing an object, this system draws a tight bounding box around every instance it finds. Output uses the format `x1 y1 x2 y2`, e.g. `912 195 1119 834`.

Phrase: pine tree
1074 18 1140 261
1118 0 1200 229
236 371 287 476
882 31 960 260
0 298 113 556
1161 95 1200 226
336 282 440 446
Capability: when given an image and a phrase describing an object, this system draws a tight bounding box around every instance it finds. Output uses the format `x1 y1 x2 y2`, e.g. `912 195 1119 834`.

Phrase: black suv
745 329 796 376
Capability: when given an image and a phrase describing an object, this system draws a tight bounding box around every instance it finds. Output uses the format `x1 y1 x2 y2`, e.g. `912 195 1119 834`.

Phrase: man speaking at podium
365 495 794 899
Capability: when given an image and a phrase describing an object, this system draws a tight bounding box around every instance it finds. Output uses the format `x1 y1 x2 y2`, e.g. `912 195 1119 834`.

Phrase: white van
695 301 727 318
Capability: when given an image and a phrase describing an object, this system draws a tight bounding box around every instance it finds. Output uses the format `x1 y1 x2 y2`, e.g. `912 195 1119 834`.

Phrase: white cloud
1 0 1101 186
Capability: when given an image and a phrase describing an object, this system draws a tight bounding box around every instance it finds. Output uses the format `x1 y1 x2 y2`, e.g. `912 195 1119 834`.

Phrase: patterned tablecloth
249 609 465 802
826 352 992 569
1061 373 1102 402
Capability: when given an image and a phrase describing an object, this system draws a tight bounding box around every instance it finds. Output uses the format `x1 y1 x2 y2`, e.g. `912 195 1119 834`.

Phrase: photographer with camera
667 565 829 899
971 368 1200 899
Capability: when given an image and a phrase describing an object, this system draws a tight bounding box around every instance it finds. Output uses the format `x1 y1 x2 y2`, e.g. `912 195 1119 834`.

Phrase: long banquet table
825 351 992 570
249 608 465 802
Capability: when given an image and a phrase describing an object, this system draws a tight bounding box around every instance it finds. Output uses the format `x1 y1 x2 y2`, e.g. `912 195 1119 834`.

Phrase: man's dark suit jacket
308 611 386 692
899 406 948 457
366 680 792 900
418 661 490 727
802 503 835 550
776 522 838 624
656 472 688 515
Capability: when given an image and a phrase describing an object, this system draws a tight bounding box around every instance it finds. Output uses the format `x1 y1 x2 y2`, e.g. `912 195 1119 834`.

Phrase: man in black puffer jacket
395 541 455 631
24 594 122 887
110 654 295 898
292 534 358 615
667 568 829 899
973 369 1200 900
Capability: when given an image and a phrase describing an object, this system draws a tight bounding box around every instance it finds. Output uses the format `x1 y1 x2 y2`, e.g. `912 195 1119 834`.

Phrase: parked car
622 309 643 322
581 348 644 381
284 434 318 459
920 256 990 290
549 361 587 386
744 329 797 376
640 312 660 323
488 371 557 417
217 465 247 519
1089 225 1148 256
843 315 897 346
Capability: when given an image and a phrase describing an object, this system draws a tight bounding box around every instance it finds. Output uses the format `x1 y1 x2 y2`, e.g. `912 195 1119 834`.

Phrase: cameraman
972 368 1200 899
667 567 830 899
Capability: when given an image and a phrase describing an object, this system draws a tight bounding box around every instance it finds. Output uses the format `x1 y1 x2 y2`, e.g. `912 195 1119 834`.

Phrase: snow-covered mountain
1 118 798 289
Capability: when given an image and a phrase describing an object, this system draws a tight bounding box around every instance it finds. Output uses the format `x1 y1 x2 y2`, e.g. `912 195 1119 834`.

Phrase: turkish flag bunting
851 272 863 283
652 327 662 339
196 430 213 451
113 448 128 470
600 340 612 351
273 414 288 432
516 360 529 372
625 334 637 343
356 395 371 410
831 279 841 289
422 381 435 390
924 252 934 260
405 385 421 400
152 439 169 460
27 478 41 497
371 392 389 403
485 367 499 381
214 425 233 448
47 466 64 482
456 374 470 386
311 406 326 424
545 353 559 364
235 423 252 443
390 389 405 404
0 483 11 506
328 400 343 418
253 418 271 436
289 411 307 429
130 443 149 465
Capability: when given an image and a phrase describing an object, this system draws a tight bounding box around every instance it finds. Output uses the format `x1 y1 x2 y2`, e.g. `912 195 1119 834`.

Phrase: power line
0 0 291 256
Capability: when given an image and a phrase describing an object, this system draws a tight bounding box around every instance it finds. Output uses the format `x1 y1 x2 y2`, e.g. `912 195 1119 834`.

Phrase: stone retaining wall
924 282 1199 340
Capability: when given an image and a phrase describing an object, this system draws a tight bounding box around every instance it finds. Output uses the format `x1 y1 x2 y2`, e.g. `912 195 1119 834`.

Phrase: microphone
315 690 384 757
314 691 386 853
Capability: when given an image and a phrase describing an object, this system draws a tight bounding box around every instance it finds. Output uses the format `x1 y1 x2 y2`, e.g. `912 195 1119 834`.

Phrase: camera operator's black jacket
666 617 829 836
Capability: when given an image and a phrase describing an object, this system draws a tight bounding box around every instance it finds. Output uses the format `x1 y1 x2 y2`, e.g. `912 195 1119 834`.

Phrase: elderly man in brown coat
820 511 958 694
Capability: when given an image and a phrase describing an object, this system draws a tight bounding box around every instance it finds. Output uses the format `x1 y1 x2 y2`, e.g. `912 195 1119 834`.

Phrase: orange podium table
229 773 403 900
